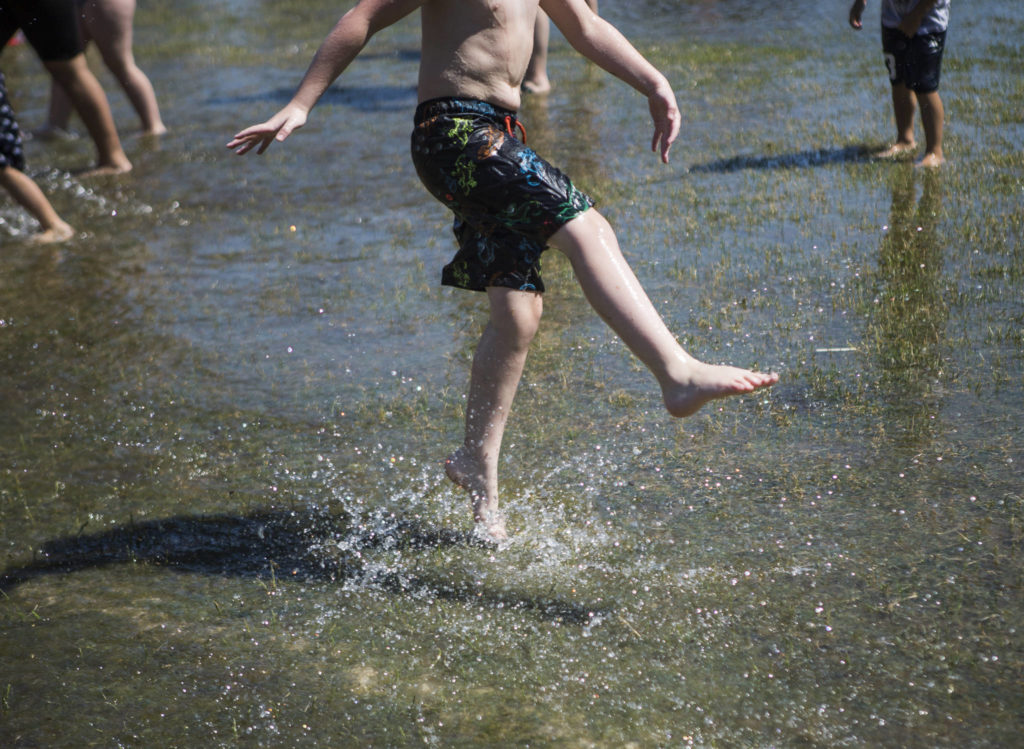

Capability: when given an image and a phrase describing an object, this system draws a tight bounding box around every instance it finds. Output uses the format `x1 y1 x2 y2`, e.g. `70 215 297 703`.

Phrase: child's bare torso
417 0 542 110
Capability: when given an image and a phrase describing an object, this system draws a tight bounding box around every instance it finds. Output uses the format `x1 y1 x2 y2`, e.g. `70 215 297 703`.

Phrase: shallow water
2 1 1022 746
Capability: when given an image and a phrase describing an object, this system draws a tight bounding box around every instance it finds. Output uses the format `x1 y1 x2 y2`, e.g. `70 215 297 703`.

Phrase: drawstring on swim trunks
504 115 527 144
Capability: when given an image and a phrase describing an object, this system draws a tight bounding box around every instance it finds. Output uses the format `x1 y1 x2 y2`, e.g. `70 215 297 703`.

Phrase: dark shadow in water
0 509 602 626
687 144 873 174
207 85 417 112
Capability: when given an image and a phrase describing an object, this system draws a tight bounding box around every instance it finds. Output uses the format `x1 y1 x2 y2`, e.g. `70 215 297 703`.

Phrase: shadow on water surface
688 143 873 173
0 509 603 626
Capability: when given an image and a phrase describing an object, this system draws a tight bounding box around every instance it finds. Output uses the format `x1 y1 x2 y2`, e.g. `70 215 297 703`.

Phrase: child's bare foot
77 156 133 178
445 449 508 541
31 221 74 244
915 152 945 168
31 125 78 141
873 142 916 160
662 361 778 418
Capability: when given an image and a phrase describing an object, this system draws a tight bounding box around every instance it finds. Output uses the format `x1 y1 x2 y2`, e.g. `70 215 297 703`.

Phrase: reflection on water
2 0 1022 746
868 169 949 444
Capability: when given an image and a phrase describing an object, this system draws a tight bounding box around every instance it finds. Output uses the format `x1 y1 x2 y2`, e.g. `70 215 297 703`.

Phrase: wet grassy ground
2 1 1022 746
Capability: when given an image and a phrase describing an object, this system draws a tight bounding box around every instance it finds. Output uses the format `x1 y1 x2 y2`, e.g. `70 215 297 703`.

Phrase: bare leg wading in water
444 209 778 541
43 0 166 137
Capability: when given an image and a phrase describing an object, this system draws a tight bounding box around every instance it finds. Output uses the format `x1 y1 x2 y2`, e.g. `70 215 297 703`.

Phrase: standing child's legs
522 10 551 94
914 89 944 168
878 26 947 166
548 209 778 417
875 81 917 159
523 0 597 94
446 287 542 540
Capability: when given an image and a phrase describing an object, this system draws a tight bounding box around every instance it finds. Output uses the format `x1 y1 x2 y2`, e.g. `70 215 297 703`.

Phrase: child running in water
849 0 949 168
229 0 779 540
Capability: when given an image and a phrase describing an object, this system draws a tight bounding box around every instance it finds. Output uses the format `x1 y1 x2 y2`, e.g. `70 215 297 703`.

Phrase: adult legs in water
46 0 166 135
446 208 778 538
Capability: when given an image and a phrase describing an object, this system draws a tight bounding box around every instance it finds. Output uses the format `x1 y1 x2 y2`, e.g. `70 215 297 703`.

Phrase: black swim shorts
0 72 26 171
410 97 594 293
0 0 84 62
881 27 946 94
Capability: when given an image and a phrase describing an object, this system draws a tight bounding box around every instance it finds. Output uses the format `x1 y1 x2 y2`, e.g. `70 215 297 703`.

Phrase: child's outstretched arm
542 0 680 163
228 0 424 155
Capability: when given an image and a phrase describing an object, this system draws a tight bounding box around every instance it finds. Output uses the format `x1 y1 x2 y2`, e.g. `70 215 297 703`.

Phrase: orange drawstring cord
504 115 527 144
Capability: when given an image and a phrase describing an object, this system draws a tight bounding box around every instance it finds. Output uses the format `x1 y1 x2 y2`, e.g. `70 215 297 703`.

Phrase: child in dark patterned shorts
849 0 949 167
0 70 73 243
229 0 780 540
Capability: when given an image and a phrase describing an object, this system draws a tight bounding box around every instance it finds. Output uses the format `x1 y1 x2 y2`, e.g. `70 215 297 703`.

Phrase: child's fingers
651 113 680 163
652 130 673 164
227 131 271 155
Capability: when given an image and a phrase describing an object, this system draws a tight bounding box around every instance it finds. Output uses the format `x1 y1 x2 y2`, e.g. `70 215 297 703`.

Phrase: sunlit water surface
2 1 1021 746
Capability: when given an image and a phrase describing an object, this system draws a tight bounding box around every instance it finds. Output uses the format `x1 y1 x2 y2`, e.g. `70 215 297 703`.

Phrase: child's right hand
227 104 309 155
848 0 867 30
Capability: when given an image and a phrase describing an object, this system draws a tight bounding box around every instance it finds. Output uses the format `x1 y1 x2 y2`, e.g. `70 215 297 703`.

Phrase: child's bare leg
522 9 552 94
914 90 944 168
0 166 74 243
445 287 542 539
43 79 75 135
87 0 167 135
548 210 777 417
523 1 596 95
43 7 95 135
875 82 917 159
43 55 132 175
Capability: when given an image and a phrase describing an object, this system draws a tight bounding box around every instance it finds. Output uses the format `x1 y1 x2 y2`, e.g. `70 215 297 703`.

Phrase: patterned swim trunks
410 97 594 292
0 71 26 171
882 27 947 94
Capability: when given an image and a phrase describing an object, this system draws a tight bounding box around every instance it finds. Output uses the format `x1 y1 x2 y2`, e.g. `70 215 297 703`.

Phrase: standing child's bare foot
873 142 917 160
445 448 508 541
915 151 945 168
31 221 74 244
662 360 778 418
